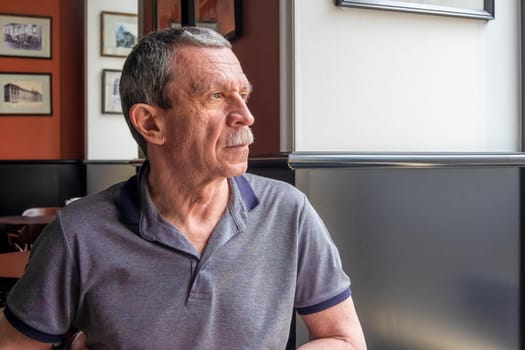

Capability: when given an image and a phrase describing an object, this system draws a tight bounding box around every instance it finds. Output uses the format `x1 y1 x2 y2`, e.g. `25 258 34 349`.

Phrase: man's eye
240 92 250 102
211 92 224 99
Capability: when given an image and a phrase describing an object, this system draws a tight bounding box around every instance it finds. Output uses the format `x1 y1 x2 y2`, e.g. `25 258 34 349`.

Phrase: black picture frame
148 0 243 40
101 69 122 115
0 13 52 59
0 72 52 116
335 0 495 20
193 0 243 40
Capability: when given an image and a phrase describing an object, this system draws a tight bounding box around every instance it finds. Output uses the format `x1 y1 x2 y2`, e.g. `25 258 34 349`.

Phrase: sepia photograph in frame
0 13 52 59
101 11 138 57
0 72 52 116
102 69 123 114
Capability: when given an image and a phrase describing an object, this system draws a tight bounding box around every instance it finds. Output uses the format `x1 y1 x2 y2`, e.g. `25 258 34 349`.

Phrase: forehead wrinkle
173 47 252 96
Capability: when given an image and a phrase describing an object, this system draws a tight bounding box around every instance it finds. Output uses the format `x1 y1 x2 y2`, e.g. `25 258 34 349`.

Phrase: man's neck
146 164 231 254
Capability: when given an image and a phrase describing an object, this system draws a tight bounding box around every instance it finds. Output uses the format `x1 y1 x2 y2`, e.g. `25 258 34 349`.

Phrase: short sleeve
5 216 79 343
294 194 351 315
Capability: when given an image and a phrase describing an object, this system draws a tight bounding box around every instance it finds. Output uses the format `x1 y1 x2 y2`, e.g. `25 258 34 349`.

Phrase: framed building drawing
0 72 52 116
0 13 52 58
335 0 495 20
102 69 122 114
101 11 138 57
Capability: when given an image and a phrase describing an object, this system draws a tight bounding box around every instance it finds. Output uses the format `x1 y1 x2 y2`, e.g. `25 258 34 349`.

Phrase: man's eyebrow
244 81 254 93
185 72 253 95
236 81 253 98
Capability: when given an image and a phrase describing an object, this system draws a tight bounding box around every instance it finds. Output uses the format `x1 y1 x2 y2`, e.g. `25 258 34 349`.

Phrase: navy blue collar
118 172 141 226
233 176 259 211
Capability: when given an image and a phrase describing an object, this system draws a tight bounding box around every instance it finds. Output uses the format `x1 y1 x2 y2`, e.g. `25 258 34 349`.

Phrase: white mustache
226 128 254 146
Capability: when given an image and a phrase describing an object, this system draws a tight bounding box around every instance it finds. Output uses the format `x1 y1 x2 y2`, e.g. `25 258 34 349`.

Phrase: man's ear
129 103 166 145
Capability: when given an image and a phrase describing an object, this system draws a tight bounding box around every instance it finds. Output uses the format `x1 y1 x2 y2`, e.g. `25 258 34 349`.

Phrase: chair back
22 207 60 217
7 207 60 251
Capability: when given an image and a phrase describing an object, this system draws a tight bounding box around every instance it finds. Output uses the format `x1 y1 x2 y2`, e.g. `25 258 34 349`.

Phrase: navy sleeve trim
296 288 351 315
3 306 63 344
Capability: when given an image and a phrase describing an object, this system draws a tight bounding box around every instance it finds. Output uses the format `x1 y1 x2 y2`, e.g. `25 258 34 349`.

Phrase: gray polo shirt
5 163 351 349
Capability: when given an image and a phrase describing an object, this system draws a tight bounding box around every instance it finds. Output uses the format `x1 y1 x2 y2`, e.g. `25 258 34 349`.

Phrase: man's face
160 46 254 180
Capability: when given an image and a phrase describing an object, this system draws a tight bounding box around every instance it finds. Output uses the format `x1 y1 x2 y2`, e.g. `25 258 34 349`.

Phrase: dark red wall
58 0 85 159
231 0 280 155
0 0 84 160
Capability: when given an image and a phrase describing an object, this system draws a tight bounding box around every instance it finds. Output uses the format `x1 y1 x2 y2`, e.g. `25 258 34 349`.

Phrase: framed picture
102 69 122 114
101 11 138 57
151 0 243 40
194 0 243 40
335 0 495 20
154 0 182 30
0 73 52 116
0 13 52 58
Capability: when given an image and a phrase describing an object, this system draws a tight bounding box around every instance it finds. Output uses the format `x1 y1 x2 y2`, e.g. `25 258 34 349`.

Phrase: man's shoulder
242 172 297 190
240 172 305 204
58 180 127 223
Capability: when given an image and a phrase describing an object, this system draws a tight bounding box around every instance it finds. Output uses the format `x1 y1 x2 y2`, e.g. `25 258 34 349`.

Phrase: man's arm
298 296 367 350
0 311 52 350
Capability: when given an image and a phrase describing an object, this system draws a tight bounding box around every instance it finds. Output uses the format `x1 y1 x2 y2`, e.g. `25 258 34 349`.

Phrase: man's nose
227 94 255 127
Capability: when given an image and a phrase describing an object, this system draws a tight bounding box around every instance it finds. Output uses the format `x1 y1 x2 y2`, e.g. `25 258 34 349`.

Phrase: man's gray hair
119 26 232 156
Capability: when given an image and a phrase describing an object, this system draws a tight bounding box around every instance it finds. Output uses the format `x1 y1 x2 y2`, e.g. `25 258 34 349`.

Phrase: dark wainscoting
248 153 294 185
0 160 86 216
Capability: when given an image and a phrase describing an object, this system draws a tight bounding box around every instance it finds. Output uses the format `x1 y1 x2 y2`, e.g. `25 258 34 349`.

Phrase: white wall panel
85 0 138 160
293 1 520 152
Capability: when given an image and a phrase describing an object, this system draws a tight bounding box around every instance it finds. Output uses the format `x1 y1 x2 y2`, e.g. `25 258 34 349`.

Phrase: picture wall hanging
101 11 138 58
0 13 52 59
147 0 243 40
335 0 495 20
0 72 52 116
101 69 122 114
0 13 53 117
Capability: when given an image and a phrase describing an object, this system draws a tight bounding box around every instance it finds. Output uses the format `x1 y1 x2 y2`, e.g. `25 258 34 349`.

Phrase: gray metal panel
289 152 525 169
295 167 519 350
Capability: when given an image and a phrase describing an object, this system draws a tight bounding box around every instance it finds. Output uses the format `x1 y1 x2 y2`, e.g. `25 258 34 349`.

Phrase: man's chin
229 162 248 177
221 158 248 177
219 148 250 176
